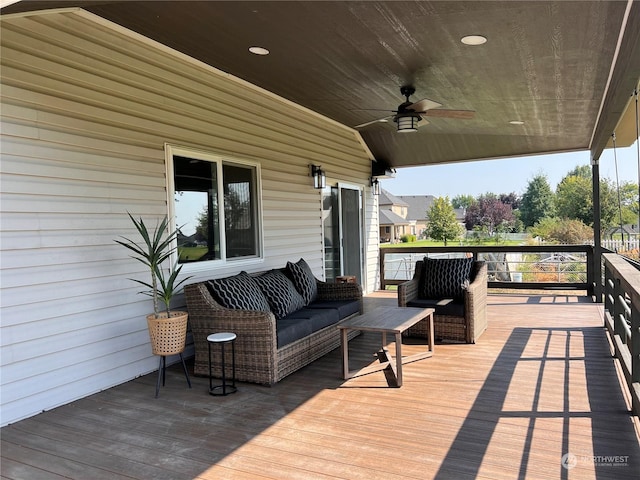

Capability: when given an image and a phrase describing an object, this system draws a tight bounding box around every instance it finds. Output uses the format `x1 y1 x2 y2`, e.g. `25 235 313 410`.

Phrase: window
168 147 261 266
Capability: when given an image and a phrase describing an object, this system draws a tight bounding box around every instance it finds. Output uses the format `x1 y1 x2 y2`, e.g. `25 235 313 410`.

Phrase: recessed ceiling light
461 35 487 46
509 120 525 125
249 46 270 55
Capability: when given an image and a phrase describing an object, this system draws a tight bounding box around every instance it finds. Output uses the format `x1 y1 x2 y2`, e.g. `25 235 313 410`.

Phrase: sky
380 141 639 198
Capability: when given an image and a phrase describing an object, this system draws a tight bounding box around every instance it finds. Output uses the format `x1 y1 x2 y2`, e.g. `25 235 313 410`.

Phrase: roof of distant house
379 189 466 222
607 224 639 235
379 189 407 207
397 195 435 221
379 209 409 226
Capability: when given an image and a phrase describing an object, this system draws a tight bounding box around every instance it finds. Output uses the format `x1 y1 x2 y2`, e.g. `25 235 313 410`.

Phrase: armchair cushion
421 257 473 301
254 269 306 319
406 298 465 317
207 271 271 312
287 258 318 304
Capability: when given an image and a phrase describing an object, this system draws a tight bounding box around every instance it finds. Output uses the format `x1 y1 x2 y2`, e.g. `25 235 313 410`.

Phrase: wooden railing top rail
381 244 594 255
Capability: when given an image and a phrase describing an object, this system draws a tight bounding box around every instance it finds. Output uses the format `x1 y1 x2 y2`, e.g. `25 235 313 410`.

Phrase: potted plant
115 213 193 396
115 213 192 319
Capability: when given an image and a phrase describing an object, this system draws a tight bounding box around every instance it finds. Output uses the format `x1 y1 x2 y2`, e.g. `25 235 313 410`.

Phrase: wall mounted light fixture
310 164 326 189
370 177 380 196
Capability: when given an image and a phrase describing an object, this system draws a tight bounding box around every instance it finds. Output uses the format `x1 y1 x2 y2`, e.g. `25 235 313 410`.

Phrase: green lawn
178 245 208 261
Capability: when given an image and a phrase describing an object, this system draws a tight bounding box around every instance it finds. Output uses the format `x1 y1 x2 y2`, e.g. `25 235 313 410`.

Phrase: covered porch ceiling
3 0 640 172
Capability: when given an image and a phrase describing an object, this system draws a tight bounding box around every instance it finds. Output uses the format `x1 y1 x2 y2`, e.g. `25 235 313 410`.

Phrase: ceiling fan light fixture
396 114 419 132
461 35 487 46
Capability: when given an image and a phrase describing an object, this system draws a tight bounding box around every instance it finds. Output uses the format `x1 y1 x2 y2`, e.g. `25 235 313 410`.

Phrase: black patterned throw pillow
208 271 271 312
421 257 473 301
253 270 306 319
286 258 318 305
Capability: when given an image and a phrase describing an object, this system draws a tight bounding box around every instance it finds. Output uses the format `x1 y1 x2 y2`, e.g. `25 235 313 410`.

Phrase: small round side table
207 332 237 396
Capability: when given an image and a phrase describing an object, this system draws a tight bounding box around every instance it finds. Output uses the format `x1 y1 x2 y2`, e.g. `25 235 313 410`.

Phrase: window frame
165 144 264 273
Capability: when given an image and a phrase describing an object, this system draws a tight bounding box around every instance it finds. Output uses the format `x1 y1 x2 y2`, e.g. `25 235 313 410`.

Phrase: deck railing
603 253 640 416
380 245 595 295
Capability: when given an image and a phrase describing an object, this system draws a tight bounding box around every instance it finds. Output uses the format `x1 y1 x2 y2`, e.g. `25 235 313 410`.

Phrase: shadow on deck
2 293 639 479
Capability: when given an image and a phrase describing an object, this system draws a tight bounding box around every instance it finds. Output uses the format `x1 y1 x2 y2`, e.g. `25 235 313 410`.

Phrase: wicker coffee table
338 306 435 387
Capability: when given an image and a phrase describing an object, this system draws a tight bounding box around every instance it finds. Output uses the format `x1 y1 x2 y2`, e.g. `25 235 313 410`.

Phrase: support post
591 156 603 302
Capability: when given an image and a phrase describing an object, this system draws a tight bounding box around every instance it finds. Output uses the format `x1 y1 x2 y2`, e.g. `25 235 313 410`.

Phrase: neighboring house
378 190 465 242
378 209 410 243
399 195 435 237
0 10 378 426
606 224 640 239
378 189 411 242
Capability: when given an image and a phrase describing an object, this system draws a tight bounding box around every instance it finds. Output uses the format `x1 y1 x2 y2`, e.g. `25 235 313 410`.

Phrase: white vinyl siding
0 9 375 425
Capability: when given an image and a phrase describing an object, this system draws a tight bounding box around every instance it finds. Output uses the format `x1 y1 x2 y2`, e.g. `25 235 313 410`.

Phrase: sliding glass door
322 185 363 283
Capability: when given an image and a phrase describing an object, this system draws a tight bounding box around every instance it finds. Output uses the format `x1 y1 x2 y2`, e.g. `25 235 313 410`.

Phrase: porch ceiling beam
591 0 640 161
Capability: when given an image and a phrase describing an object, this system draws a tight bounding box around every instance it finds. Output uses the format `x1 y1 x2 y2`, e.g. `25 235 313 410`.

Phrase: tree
520 174 555 228
464 193 515 235
555 167 620 231
567 164 591 179
425 196 463 246
556 174 592 224
499 192 521 210
599 178 623 232
451 194 475 209
619 181 639 225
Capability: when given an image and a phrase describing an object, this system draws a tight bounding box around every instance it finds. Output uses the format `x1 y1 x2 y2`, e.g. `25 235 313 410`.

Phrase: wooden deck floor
2 293 640 480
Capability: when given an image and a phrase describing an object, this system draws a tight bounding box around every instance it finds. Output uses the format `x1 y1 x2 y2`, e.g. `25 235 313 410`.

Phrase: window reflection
173 155 258 263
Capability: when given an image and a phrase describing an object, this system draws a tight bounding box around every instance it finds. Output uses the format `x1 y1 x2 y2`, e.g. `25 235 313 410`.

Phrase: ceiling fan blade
422 109 476 119
408 98 442 112
351 108 398 113
354 115 393 129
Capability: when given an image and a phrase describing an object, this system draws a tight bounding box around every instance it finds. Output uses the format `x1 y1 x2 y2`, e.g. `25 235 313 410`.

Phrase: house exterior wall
391 205 407 218
0 9 376 425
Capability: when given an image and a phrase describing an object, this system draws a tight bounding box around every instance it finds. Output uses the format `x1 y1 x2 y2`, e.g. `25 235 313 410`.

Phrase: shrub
400 234 416 243
529 217 593 244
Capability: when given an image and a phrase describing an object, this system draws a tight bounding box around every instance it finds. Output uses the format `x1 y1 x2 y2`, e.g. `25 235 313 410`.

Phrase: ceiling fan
354 86 475 132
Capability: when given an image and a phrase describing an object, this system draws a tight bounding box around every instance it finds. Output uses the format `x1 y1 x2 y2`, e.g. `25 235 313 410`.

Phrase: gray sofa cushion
276 318 313 348
308 299 360 319
421 257 473 301
284 307 340 332
253 269 306 319
287 258 318 304
207 271 270 312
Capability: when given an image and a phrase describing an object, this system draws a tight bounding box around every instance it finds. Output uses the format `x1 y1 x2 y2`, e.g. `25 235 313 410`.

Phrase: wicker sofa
397 258 488 343
184 260 363 385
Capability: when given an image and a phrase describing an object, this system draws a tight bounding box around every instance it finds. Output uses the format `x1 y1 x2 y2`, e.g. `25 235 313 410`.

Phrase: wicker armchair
398 260 488 343
185 279 363 385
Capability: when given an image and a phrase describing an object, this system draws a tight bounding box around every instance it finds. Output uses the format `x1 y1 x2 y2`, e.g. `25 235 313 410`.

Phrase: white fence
601 239 639 252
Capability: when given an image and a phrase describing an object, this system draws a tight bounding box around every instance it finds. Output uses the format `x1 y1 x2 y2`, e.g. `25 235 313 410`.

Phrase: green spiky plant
115 213 192 318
